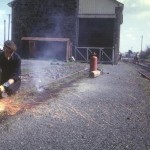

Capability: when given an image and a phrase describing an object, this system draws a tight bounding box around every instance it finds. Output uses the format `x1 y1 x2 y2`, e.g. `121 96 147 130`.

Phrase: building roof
21 37 70 42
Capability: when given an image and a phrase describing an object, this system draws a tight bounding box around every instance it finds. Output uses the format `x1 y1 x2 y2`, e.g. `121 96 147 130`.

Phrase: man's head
3 40 17 59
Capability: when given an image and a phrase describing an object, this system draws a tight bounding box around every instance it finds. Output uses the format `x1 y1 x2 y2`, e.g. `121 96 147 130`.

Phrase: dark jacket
0 52 21 84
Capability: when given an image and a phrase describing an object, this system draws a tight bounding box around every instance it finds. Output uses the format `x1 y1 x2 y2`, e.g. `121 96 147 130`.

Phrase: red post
90 54 97 71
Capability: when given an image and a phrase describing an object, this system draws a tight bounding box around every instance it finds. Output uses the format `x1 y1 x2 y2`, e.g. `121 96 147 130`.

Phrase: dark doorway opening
78 18 114 47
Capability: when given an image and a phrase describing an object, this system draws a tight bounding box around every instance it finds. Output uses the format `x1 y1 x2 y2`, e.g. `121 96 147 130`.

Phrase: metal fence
75 47 114 64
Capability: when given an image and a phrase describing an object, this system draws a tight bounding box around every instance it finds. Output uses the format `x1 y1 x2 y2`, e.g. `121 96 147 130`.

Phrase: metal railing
75 47 114 64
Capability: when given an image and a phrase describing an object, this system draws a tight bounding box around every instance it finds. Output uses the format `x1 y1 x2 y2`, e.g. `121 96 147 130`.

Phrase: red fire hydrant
90 52 98 72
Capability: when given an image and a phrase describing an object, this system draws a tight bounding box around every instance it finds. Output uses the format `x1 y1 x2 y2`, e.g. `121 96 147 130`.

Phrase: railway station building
9 0 123 64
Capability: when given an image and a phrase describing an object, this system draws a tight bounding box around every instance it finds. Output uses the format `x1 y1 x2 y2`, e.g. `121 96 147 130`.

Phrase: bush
139 46 150 59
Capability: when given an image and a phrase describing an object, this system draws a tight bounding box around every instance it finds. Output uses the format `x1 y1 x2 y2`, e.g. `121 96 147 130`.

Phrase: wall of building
113 6 123 64
77 0 123 64
11 0 77 58
79 0 119 17
10 0 123 63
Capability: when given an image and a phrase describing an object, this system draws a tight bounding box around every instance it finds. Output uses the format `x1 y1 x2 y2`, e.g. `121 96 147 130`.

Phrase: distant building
0 45 3 51
8 0 123 64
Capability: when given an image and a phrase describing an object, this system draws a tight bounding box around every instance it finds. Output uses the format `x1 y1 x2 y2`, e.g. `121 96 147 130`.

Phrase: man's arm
10 56 21 82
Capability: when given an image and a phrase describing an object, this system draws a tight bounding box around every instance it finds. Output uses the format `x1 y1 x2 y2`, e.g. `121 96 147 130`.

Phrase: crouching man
0 40 21 98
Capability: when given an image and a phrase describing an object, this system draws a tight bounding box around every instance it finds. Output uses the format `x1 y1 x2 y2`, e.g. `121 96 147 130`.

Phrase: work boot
1 92 8 98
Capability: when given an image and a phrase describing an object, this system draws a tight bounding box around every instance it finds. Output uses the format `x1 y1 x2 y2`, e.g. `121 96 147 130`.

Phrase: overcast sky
0 0 150 53
0 0 11 48
118 0 150 53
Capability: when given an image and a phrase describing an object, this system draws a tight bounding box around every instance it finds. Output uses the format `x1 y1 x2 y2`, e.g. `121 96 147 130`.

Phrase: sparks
0 99 22 115
0 102 5 112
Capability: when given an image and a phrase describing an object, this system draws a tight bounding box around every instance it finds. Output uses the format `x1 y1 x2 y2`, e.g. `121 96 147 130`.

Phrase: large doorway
78 18 114 47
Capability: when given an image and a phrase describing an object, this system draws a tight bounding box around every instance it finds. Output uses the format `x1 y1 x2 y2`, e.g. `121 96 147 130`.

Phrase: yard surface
0 60 150 150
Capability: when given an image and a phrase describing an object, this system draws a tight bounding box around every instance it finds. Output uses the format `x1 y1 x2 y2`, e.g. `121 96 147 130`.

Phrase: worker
0 40 21 98
134 53 139 64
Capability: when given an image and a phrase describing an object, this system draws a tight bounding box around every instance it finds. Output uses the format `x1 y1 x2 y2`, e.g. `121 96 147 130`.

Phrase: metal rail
138 70 150 81
137 61 150 81
123 59 150 80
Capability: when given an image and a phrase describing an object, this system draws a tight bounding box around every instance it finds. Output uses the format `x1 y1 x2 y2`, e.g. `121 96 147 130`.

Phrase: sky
118 0 150 53
0 0 150 53
0 0 11 48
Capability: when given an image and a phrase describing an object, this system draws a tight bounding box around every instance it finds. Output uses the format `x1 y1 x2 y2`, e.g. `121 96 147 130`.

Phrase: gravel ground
0 61 150 150
7 59 89 104
21 59 89 91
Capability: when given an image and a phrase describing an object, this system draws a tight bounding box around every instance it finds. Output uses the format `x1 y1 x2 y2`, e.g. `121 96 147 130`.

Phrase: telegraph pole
4 20 6 42
141 35 143 52
8 14 11 40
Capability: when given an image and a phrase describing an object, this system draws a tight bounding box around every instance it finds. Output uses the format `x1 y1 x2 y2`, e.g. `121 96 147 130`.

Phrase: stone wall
11 0 77 57
10 0 123 64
